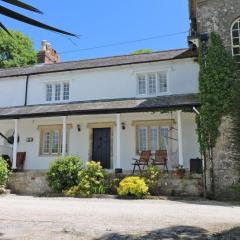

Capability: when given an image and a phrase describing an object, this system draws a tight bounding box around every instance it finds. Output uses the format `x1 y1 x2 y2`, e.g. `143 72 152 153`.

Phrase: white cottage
0 46 200 172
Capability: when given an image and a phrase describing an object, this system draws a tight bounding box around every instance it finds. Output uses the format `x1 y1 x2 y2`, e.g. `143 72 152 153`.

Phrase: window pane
233 47 240 55
51 130 60 154
232 19 240 56
46 84 52 101
138 127 147 151
55 84 61 101
149 127 158 151
63 83 70 100
137 75 146 94
43 131 50 154
148 73 156 95
159 72 168 93
160 127 169 150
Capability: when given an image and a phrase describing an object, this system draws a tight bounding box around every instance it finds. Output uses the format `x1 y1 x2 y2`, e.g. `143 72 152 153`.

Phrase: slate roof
0 48 196 78
0 94 199 119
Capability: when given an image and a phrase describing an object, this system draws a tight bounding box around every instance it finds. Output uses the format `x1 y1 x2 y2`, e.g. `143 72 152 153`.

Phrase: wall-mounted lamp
121 122 126 130
77 124 81 132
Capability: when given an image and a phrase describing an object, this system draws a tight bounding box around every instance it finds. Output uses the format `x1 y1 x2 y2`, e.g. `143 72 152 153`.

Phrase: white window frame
55 84 61 101
138 127 148 152
231 18 240 56
46 84 52 102
45 81 70 103
136 124 170 153
136 70 169 97
63 82 70 100
39 125 69 156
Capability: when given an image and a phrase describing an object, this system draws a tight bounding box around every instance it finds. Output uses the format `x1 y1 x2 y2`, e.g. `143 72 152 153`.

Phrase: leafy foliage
117 176 149 198
47 156 83 192
0 30 36 69
142 166 163 195
196 32 238 155
0 158 10 187
64 161 106 197
105 175 121 195
130 49 153 55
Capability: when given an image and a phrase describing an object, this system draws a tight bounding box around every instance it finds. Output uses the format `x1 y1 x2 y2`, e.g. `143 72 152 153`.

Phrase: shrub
117 176 148 198
142 166 162 196
47 156 83 192
0 158 10 188
105 175 121 195
64 161 106 197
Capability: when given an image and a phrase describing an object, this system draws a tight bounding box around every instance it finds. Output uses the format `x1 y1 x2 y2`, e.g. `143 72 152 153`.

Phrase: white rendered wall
0 77 26 107
25 58 199 105
0 112 200 170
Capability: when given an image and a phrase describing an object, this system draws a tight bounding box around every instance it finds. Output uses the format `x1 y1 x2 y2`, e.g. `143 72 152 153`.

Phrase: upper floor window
232 18 240 56
45 82 70 102
137 71 168 96
46 84 52 102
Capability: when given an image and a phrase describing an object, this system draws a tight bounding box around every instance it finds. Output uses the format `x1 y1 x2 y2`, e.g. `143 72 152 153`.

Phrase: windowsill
136 92 171 98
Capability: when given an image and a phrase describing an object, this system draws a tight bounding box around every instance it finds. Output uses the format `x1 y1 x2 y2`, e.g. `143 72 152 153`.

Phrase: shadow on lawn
96 226 240 240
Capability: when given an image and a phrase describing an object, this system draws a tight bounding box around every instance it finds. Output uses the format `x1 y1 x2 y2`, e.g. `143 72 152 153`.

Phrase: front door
92 128 111 169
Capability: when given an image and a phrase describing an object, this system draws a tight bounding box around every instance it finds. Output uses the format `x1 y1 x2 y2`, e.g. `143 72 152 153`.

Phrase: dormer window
45 82 70 102
137 71 168 96
231 18 240 56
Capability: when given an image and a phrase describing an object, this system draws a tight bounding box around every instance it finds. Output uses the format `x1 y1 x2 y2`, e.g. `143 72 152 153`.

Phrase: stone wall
7 171 52 196
157 174 203 197
212 117 240 200
196 0 240 52
7 171 203 197
194 0 240 200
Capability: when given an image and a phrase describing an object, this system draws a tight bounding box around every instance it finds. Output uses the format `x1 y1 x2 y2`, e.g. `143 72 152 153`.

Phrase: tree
130 49 153 55
0 0 76 36
0 30 36 69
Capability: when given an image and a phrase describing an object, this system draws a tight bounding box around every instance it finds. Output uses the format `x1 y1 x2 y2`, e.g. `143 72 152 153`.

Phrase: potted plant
172 165 186 178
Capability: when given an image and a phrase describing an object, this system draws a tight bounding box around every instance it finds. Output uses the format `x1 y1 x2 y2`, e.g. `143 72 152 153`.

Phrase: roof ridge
0 48 188 72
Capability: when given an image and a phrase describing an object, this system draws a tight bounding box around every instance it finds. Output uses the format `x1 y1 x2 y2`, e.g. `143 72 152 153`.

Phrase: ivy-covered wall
197 32 239 199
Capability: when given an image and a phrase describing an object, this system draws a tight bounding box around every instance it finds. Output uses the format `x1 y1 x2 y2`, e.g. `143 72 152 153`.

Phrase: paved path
0 195 239 239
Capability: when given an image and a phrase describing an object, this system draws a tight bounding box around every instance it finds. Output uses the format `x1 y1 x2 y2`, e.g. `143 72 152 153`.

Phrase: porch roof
0 94 199 119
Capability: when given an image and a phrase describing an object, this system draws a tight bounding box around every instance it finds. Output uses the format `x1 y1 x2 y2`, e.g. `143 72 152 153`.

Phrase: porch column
177 110 183 166
62 116 67 157
116 114 121 169
12 119 19 169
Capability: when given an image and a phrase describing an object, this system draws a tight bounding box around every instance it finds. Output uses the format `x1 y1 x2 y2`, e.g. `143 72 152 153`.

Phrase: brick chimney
37 40 60 64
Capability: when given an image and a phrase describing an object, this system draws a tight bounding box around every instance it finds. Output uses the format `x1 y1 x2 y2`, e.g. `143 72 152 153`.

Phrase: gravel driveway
0 195 239 240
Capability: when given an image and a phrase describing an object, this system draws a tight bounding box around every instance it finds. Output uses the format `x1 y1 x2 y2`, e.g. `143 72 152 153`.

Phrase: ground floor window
39 125 69 156
137 125 169 153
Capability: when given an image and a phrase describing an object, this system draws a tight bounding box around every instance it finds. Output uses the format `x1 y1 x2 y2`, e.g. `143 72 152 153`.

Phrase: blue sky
1 0 189 62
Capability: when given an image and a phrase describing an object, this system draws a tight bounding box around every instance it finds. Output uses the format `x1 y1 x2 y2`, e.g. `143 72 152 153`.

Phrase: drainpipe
24 75 30 106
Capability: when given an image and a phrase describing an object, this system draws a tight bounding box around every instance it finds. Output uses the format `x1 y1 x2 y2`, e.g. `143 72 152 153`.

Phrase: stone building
189 0 240 199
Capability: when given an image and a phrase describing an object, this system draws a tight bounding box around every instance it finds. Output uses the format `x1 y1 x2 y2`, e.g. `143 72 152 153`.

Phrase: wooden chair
16 152 26 170
151 150 168 172
132 150 151 174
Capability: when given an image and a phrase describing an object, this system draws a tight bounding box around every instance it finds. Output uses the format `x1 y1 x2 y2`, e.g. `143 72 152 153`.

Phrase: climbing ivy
196 32 238 156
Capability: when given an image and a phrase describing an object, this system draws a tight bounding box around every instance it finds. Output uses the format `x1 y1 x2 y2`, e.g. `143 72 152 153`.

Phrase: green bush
142 166 163 196
105 175 121 195
64 161 106 197
117 176 149 198
0 158 10 187
47 156 83 192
